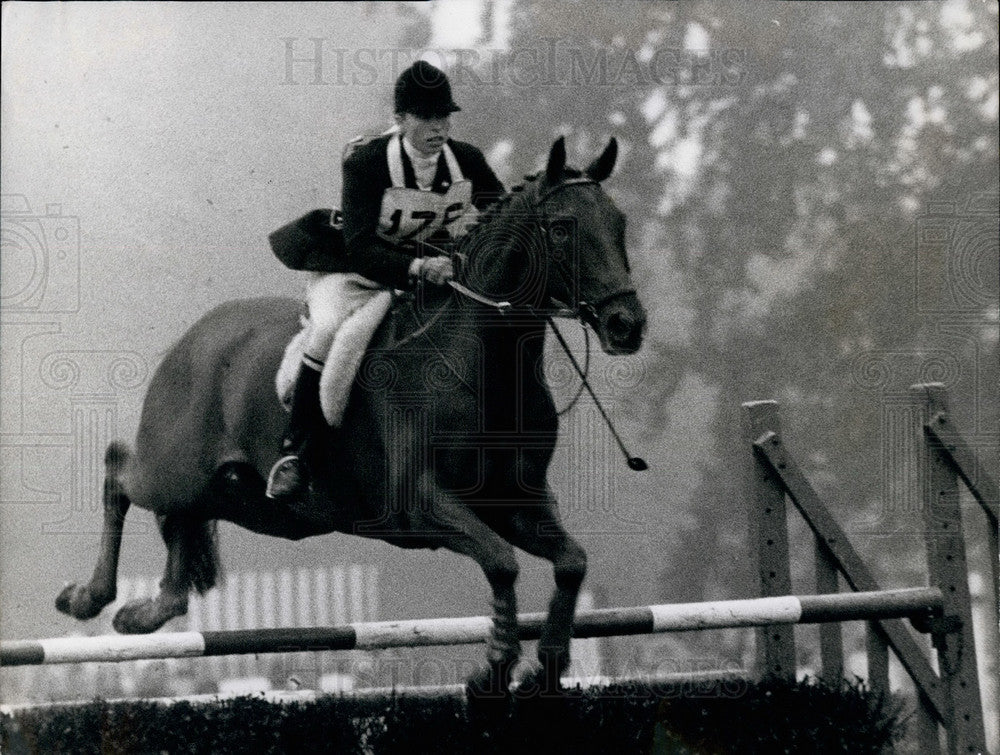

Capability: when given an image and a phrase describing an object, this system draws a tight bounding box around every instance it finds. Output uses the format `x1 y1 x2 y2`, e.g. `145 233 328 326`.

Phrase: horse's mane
460 165 586 247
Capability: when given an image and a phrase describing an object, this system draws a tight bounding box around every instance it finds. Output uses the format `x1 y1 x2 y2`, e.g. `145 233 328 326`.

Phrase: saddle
275 282 456 427
275 289 394 427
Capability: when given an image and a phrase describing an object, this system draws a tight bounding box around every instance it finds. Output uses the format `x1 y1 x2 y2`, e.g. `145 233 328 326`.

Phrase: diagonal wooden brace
752 430 947 724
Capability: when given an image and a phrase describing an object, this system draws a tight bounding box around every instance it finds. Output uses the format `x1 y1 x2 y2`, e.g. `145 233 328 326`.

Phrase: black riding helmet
394 60 461 118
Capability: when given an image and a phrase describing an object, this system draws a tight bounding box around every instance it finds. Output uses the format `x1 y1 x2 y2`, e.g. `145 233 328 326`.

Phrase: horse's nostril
609 313 632 333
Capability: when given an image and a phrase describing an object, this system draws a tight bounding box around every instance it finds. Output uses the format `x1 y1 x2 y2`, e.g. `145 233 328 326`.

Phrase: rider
266 60 505 500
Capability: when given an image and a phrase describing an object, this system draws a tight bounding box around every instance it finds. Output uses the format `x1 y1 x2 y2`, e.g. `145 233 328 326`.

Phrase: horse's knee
102 443 131 518
554 541 586 590
484 554 519 590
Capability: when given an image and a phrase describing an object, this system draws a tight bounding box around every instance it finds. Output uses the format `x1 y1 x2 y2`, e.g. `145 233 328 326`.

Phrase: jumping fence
1 382 995 753
745 382 996 755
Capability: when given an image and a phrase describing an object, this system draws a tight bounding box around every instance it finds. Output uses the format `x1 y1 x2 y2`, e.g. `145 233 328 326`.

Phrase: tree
402 0 998 664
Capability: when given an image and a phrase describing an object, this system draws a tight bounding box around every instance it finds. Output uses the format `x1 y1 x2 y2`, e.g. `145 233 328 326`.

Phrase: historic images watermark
280 39 748 89
277 653 747 699
913 193 998 320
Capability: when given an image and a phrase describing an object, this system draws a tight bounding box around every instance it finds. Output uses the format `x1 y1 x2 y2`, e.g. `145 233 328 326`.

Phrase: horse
55 136 647 695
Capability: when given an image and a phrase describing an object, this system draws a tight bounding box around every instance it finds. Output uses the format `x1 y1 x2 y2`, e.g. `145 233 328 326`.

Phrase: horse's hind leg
56 443 131 620
505 498 587 691
113 514 219 634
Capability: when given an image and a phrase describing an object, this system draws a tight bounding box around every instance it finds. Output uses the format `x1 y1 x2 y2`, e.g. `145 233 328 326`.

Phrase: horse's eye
549 221 571 244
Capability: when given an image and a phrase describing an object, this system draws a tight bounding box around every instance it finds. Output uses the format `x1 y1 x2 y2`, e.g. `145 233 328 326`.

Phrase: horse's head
458 136 646 354
535 137 647 355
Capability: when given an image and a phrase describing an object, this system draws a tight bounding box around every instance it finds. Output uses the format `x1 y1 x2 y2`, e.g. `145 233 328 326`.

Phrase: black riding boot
266 363 323 500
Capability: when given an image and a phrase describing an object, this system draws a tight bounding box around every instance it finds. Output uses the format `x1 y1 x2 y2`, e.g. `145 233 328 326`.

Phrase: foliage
0 676 902 754
422 0 999 610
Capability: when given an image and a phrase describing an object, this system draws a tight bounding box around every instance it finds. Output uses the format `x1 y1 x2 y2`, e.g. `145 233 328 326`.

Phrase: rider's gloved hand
408 256 454 286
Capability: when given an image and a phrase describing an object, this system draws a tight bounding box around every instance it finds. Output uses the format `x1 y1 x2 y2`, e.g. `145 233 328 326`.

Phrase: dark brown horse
56 136 646 694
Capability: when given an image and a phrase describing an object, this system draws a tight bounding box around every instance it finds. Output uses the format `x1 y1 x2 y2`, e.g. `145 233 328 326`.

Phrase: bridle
394 174 648 467
401 174 634 324
532 176 637 324
393 176 627 414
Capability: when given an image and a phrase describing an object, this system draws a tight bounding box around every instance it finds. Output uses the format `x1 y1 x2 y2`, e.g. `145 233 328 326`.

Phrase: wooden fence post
918 383 999 611
743 400 795 681
865 623 889 701
815 542 843 685
915 691 944 755
911 383 987 755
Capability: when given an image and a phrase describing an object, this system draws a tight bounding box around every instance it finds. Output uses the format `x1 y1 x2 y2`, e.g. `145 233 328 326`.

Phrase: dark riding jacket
341 132 505 290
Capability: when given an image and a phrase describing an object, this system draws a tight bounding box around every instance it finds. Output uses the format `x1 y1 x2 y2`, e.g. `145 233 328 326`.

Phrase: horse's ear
585 137 618 182
545 136 567 183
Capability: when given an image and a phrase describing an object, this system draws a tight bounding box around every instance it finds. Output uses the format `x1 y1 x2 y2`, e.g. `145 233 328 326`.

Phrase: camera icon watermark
0 194 81 313
914 193 998 317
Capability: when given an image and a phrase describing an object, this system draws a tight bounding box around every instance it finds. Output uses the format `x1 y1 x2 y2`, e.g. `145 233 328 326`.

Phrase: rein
394 279 590 417
393 176 631 421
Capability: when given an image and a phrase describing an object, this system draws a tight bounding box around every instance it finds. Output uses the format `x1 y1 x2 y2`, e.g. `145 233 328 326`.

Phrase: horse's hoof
465 660 515 701
514 664 569 700
112 596 186 634
55 583 113 620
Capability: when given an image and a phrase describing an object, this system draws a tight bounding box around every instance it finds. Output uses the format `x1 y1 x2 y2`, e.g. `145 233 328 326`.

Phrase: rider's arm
452 142 506 210
341 144 420 290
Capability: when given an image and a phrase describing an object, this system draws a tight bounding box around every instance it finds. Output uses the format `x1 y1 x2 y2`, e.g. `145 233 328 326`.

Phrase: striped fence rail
1 587 942 667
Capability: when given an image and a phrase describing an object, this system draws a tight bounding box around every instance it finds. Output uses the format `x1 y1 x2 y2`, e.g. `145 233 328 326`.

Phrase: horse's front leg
418 477 522 697
506 496 587 692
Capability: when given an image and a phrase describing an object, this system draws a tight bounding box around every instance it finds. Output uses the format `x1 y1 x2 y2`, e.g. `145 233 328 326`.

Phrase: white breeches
303 273 384 362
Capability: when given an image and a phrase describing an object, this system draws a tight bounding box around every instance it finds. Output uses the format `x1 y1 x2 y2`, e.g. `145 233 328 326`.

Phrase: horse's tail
161 516 221 595
105 440 130 480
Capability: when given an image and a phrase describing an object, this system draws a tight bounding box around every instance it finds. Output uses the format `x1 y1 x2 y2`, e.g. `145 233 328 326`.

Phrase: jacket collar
387 133 464 191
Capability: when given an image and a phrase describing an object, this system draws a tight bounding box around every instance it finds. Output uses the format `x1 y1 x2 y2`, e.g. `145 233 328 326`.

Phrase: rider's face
396 113 451 156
